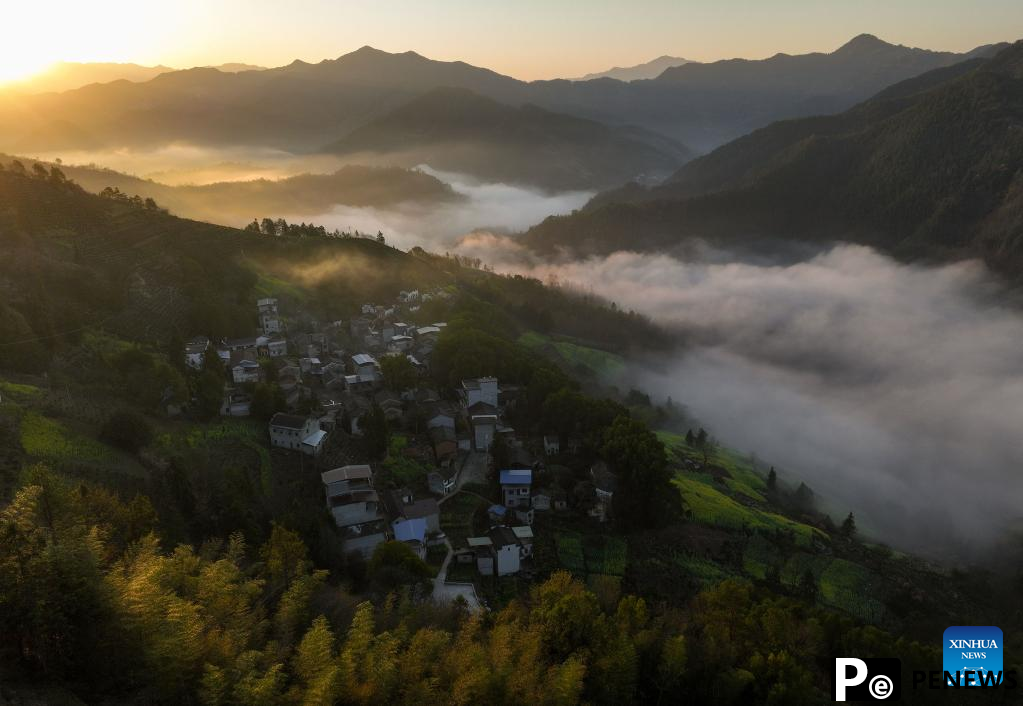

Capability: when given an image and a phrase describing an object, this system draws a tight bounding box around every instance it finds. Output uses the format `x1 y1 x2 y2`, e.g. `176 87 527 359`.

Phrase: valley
1 11 1022 705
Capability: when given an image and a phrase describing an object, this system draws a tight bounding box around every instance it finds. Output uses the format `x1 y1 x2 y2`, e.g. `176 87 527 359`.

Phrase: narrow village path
431 536 482 610
431 451 490 611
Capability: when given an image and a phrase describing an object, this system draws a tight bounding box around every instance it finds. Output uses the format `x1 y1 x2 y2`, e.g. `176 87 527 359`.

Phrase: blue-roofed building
500 468 533 509
392 516 428 559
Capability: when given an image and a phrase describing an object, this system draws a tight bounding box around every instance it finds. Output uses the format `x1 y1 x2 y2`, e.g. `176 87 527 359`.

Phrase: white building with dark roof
268 414 324 455
461 377 499 409
321 465 387 558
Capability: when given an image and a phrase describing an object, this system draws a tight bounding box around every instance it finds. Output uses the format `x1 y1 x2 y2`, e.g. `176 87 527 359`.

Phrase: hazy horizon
3 0 1022 84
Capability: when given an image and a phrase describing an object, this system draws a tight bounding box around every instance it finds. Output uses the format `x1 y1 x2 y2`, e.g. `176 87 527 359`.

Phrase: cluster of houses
183 291 453 450
184 288 620 579
317 463 442 559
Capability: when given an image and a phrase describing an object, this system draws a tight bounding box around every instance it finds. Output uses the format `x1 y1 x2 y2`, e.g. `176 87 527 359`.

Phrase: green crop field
440 492 487 548
518 331 624 379
556 533 586 575
674 476 825 546
0 380 41 402
20 411 113 463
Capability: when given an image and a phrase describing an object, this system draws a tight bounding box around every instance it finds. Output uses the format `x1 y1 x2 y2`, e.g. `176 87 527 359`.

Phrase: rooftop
269 413 308 430
302 429 328 447
393 517 427 544
500 468 533 486
489 525 520 549
321 464 373 485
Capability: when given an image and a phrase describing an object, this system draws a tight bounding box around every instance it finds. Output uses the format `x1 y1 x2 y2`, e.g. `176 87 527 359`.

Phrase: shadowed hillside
523 41 1023 278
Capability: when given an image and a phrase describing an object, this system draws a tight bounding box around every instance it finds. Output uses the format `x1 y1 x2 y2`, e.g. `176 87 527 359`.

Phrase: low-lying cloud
298 167 592 250
471 242 1023 556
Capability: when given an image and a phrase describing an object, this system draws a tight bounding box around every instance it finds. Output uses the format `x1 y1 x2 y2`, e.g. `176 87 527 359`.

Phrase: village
182 289 619 608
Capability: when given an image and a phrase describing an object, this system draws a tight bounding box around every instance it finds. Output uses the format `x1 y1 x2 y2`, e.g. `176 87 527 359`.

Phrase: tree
260 523 311 590
31 162 48 179
840 512 857 538
362 404 389 458
766 467 777 491
601 416 678 529
798 569 819 602
684 429 695 446
367 541 433 591
250 383 286 421
792 482 815 513
195 369 225 421
379 354 417 392
100 409 154 453
695 427 708 447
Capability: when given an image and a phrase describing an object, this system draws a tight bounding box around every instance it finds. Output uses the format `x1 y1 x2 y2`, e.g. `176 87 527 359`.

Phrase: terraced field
554 531 628 580
674 476 826 546
19 411 114 463
440 492 488 548
518 331 624 379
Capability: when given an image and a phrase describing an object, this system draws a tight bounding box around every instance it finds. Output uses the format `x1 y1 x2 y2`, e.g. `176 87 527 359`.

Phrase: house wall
503 484 530 507
270 419 317 451
495 545 520 576
342 532 386 559
473 423 495 451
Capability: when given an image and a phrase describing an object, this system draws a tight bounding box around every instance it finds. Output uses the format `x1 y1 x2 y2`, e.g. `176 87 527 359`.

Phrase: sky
2 0 1021 82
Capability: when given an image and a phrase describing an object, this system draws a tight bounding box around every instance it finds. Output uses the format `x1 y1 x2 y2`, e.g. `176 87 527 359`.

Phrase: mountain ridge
0 35 1003 157
521 41 1023 278
320 86 693 190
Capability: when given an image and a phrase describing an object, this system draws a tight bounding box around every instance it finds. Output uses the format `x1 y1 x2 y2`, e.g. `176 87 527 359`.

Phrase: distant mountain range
321 87 693 190
0 157 460 225
522 41 1023 278
0 36 1005 189
2 61 264 94
573 56 692 81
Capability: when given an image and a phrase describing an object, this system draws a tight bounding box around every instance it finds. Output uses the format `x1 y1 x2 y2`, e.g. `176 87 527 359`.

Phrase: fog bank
470 242 1023 555
300 168 592 250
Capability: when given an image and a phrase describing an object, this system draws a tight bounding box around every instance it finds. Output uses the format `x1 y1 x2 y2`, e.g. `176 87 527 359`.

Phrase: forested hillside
524 41 1023 278
1 164 1021 706
322 87 693 190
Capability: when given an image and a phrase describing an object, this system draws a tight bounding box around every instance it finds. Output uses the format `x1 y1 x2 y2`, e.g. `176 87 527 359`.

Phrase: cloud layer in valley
305 167 593 250
466 241 1023 556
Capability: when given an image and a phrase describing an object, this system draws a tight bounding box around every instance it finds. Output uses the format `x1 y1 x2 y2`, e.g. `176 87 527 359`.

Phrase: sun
0 2 190 87
0 57 56 86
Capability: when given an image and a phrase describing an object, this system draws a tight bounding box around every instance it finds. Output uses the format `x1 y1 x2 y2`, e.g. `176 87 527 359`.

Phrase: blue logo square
943 626 1003 686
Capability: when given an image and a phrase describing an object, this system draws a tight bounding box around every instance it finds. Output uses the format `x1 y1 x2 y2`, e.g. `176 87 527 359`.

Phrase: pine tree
766 467 777 491
840 512 857 538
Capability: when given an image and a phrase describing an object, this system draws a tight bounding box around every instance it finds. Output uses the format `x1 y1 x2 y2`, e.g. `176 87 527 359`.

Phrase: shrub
100 409 154 453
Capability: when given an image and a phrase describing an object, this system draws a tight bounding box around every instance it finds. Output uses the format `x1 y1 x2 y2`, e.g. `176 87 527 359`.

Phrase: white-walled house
462 377 499 409
184 336 209 369
267 335 288 357
351 353 380 383
321 465 387 558
230 349 261 384
258 298 282 335
469 526 531 576
543 435 560 455
500 468 533 508
269 414 325 455
471 414 497 451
